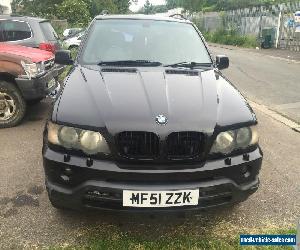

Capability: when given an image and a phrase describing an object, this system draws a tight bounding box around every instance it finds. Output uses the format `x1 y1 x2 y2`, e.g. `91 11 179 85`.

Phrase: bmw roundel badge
155 114 168 125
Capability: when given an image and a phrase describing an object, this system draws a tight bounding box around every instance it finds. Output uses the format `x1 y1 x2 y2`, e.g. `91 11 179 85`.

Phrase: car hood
0 43 53 63
54 66 255 137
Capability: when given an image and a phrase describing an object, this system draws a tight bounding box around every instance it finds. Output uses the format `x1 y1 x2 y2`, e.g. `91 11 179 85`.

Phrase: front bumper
15 66 60 100
43 147 263 212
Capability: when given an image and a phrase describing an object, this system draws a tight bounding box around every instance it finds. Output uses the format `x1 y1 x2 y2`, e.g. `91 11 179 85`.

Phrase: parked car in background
63 28 83 39
63 31 85 50
0 43 60 128
0 15 61 53
295 11 300 23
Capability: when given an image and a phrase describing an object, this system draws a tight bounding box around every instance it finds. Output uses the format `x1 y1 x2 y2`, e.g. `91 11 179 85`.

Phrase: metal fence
192 1 300 51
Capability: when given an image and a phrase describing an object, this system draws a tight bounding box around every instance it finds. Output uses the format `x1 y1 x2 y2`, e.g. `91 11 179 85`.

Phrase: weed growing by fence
203 29 258 48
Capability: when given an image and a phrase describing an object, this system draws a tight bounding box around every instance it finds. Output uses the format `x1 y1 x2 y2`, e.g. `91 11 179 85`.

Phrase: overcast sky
130 0 166 12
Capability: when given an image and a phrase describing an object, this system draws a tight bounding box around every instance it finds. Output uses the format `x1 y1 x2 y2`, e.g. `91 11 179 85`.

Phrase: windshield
80 19 212 66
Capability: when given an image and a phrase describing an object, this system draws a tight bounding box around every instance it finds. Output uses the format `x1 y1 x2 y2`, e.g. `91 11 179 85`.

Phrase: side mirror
216 55 229 70
55 50 74 65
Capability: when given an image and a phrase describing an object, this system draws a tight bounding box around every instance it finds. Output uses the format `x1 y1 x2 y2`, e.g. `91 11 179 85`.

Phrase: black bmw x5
43 15 263 211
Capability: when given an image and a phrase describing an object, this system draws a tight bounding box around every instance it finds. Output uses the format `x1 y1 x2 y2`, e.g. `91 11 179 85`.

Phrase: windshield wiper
98 60 162 67
164 62 212 69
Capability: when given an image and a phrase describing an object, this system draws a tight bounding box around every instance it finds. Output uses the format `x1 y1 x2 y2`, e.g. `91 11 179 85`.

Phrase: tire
27 97 43 105
0 80 26 128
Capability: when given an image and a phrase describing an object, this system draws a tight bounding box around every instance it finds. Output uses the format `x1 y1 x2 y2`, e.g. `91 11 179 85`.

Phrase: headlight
21 61 45 79
80 131 110 155
58 127 79 149
210 126 258 154
236 127 251 147
211 131 235 154
47 122 110 155
36 62 45 74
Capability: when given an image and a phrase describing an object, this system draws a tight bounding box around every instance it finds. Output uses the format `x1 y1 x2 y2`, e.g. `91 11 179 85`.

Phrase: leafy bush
203 29 258 48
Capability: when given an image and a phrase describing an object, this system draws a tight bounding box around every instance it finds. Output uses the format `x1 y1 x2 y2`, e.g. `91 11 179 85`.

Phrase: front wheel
0 81 26 128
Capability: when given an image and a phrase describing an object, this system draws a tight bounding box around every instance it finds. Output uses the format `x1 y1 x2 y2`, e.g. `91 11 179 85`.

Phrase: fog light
241 165 251 178
64 167 72 176
241 165 248 174
60 174 70 182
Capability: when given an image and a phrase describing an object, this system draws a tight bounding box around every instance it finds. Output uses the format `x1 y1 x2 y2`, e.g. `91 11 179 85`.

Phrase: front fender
216 75 256 129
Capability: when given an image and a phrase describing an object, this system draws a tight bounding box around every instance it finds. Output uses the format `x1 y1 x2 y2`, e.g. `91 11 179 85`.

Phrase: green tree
57 0 91 26
152 5 168 13
166 0 183 9
113 0 131 13
87 0 131 16
87 0 117 17
143 0 154 14
11 0 64 18
138 4 168 14
0 5 4 14
12 0 132 19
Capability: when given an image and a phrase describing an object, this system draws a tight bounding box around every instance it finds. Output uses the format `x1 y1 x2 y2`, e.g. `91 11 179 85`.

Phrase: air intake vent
165 69 199 76
116 132 159 159
101 68 137 73
167 132 204 159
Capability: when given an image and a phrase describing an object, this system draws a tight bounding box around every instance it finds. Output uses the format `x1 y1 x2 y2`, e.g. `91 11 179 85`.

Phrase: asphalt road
0 48 299 248
210 44 300 123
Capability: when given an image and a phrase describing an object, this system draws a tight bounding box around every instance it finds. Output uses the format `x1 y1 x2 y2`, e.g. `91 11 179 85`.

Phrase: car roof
95 14 191 24
0 15 47 22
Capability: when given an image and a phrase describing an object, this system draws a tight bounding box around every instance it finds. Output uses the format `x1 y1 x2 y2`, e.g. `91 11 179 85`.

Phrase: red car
0 43 60 128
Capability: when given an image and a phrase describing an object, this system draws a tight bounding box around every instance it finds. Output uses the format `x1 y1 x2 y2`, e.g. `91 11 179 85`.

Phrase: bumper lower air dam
46 177 259 212
15 67 59 100
43 147 262 212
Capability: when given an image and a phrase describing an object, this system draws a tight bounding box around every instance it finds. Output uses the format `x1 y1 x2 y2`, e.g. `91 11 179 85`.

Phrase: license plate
123 189 199 207
47 78 56 89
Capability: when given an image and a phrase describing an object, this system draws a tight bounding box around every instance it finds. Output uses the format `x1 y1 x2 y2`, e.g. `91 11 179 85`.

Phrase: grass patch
203 29 258 48
49 227 296 250
58 65 72 83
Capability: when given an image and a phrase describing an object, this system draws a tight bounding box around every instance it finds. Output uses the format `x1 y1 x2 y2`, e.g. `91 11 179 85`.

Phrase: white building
0 0 12 14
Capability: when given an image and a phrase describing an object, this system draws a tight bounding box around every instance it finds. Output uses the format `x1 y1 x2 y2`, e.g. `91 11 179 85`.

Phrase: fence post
275 11 282 48
258 13 263 42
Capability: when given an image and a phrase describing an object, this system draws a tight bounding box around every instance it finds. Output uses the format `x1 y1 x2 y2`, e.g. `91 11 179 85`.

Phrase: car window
39 21 59 41
0 20 31 42
80 19 212 65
